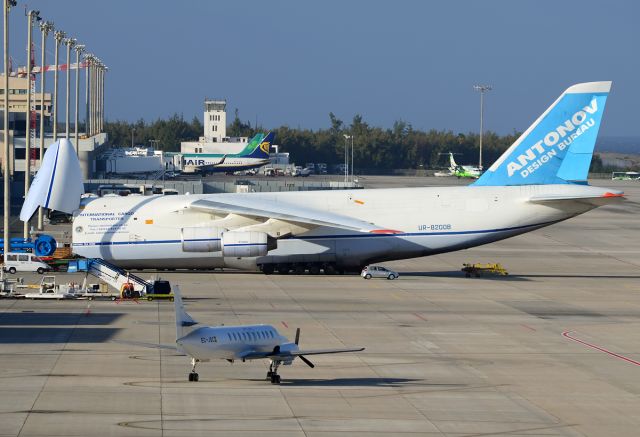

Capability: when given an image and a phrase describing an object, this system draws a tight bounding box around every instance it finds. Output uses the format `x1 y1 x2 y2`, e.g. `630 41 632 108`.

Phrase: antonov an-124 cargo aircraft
21 82 624 274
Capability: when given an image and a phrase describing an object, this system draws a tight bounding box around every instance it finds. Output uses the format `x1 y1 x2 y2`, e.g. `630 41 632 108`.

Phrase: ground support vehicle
461 263 508 277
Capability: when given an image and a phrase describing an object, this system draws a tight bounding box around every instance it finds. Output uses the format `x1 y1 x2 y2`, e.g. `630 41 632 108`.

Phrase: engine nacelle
181 227 224 252
221 231 276 258
276 342 298 365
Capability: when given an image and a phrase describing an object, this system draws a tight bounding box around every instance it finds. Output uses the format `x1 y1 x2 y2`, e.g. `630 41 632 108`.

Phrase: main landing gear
260 262 345 276
266 360 282 384
188 357 199 382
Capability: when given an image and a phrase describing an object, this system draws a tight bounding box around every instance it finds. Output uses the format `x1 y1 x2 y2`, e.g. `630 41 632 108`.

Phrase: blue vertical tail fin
474 81 611 186
246 132 274 159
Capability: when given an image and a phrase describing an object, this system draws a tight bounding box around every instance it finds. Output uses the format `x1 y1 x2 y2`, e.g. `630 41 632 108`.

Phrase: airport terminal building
0 75 107 181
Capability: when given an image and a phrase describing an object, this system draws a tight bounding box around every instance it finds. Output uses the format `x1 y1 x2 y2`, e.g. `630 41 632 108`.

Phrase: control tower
204 99 227 142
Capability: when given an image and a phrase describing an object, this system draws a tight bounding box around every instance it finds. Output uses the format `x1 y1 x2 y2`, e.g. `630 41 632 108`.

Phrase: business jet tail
474 82 611 186
173 285 198 341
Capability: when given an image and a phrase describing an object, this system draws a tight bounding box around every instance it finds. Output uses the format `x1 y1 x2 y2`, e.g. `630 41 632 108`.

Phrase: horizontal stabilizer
20 139 84 221
529 190 624 206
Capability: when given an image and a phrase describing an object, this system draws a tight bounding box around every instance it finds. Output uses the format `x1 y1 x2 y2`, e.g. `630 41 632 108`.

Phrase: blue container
34 235 57 257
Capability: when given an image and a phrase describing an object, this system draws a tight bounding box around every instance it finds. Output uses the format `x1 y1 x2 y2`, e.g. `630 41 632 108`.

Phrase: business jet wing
111 339 186 355
188 196 400 235
278 347 365 356
240 347 365 361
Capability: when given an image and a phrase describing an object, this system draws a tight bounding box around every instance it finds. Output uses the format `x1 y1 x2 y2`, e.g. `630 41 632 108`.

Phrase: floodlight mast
73 44 85 155
36 20 53 231
23 9 41 238
473 84 492 170
83 53 92 136
52 30 65 141
3 0 17 257
63 37 75 139
343 134 351 183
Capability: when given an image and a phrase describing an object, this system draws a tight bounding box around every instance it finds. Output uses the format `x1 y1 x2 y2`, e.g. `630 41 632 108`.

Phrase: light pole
343 134 350 183
23 9 41 238
52 30 65 141
3 0 16 257
473 84 492 170
63 37 75 139
100 66 106 133
97 62 102 133
85 54 92 136
36 20 53 231
350 134 354 183
90 57 97 136
73 44 84 155
83 53 90 137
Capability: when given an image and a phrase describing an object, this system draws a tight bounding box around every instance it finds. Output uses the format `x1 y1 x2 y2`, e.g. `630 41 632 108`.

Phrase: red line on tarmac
281 321 288 328
413 313 428 322
562 331 640 367
521 324 536 331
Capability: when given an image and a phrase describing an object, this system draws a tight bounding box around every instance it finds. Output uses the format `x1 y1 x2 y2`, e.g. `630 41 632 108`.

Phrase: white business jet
172 285 363 384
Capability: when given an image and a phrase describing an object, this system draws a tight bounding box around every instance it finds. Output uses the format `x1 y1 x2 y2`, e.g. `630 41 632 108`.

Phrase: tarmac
1 177 639 436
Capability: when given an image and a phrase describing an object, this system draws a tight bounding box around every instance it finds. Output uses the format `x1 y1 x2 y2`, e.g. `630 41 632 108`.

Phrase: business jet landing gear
188 357 199 382
266 360 281 384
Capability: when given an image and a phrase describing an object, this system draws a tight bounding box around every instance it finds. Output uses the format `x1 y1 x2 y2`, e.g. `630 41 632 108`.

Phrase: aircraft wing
240 347 364 361
111 339 185 355
193 155 227 173
277 347 365 357
188 197 400 235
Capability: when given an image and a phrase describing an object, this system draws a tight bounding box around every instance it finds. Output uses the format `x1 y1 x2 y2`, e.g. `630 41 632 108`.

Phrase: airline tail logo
507 99 598 178
249 132 274 158
473 81 610 187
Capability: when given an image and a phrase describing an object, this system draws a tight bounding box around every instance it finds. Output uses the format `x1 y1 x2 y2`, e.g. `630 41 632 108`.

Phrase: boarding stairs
148 168 167 183
86 258 150 296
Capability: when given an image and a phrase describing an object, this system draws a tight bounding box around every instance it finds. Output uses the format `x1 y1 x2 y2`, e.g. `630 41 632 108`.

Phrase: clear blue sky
10 0 640 137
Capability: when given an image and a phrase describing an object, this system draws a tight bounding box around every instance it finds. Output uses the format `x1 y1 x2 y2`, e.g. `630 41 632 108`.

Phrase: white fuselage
72 184 609 270
182 156 270 173
177 324 291 361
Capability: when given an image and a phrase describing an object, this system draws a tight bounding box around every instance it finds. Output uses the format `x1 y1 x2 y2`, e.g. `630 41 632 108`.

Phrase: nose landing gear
188 357 199 382
267 360 282 384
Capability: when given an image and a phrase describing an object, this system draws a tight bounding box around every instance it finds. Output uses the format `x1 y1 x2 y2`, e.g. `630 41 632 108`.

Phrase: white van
2 252 51 274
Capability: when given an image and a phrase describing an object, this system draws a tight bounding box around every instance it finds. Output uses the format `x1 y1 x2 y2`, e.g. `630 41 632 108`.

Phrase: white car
361 265 399 280
2 252 51 274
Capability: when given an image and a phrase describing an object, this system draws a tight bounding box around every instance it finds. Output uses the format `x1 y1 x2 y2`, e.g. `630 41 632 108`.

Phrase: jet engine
181 227 224 252
221 231 277 257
